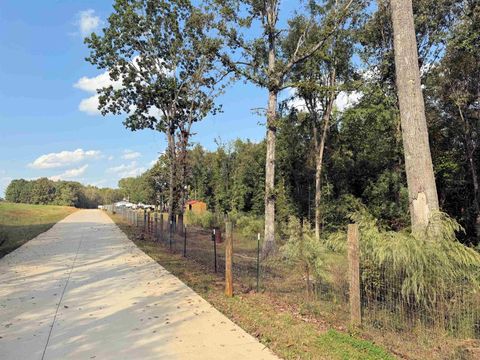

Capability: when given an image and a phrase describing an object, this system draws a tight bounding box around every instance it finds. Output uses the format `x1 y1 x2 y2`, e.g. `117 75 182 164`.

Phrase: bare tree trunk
178 129 190 213
314 72 336 240
167 121 176 226
262 5 278 257
390 0 439 232
314 101 334 240
263 88 277 256
176 127 191 234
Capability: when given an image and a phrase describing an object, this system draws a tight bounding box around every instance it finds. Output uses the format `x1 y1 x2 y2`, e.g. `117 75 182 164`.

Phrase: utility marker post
225 221 233 297
347 224 361 326
212 229 217 273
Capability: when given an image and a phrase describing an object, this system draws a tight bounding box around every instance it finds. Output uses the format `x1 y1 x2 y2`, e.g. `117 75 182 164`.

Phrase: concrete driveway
0 210 279 360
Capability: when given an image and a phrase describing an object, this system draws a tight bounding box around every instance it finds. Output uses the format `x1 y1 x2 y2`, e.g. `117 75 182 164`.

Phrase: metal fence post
225 222 233 297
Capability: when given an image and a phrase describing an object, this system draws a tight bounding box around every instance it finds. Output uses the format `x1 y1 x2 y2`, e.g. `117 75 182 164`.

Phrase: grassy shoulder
109 212 395 360
0 202 77 257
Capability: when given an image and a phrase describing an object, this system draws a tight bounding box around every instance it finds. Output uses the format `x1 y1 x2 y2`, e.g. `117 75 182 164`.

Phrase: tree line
4 178 123 209
83 0 479 248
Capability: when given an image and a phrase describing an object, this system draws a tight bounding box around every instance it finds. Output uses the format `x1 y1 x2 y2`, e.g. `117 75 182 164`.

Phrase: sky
0 0 359 196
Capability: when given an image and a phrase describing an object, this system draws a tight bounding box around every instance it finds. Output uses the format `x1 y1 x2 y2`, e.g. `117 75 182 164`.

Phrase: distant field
0 202 77 258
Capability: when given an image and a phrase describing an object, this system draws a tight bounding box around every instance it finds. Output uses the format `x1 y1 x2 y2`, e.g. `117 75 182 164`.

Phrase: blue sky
0 0 281 196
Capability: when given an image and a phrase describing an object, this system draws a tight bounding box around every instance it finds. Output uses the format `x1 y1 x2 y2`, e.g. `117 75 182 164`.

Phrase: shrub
281 216 327 297
185 210 221 229
234 212 264 239
327 208 480 337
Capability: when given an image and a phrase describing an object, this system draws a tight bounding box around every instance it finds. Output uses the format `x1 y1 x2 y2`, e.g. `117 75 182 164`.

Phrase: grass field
0 202 77 257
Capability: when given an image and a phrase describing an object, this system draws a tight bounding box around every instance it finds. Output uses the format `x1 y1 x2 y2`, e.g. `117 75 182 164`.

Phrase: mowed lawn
0 202 77 258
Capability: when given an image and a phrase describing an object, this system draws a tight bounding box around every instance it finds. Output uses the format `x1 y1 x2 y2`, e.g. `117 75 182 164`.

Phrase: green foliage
230 211 264 240
281 217 327 286
85 0 223 128
276 113 314 220
5 178 122 208
185 210 220 229
188 140 266 215
328 209 480 336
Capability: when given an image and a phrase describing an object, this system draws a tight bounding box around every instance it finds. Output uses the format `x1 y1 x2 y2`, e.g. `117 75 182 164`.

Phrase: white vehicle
114 200 135 208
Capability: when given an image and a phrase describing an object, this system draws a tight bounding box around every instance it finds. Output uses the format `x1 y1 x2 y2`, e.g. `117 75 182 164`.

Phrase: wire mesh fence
105 205 480 340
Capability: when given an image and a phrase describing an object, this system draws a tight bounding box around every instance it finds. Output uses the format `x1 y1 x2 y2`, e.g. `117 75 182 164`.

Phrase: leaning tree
85 0 225 223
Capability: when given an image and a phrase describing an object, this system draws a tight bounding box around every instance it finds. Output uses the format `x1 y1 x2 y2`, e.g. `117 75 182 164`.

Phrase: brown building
185 200 207 214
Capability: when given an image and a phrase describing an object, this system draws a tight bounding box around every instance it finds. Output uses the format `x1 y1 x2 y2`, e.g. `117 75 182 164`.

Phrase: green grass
317 330 394 360
0 202 77 257
109 211 396 360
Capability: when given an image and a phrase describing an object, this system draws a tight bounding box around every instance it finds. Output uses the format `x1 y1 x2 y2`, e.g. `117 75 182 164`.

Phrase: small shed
185 200 207 214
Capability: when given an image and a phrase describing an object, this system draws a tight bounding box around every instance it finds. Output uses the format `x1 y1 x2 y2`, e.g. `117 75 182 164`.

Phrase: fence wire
106 205 479 340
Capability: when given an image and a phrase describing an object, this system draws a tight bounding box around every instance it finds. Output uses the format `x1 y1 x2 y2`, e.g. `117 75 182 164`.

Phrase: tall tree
288 8 358 239
85 0 224 225
390 0 439 231
211 0 361 255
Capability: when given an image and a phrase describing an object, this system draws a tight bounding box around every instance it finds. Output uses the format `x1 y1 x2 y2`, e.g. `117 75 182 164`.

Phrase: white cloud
122 149 141 160
77 9 100 37
107 161 145 178
29 149 101 169
285 88 362 113
49 165 89 181
334 91 362 112
74 71 122 116
74 71 122 93
78 95 101 115
108 155 114 161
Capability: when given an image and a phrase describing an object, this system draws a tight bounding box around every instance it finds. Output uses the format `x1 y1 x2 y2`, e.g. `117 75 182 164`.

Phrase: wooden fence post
348 224 361 326
225 221 233 297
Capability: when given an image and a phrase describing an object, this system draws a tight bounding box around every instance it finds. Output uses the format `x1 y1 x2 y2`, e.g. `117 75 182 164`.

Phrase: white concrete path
0 210 279 360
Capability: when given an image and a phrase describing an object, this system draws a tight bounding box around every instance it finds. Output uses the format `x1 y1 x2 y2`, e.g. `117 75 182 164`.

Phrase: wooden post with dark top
225 221 233 297
347 224 361 326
